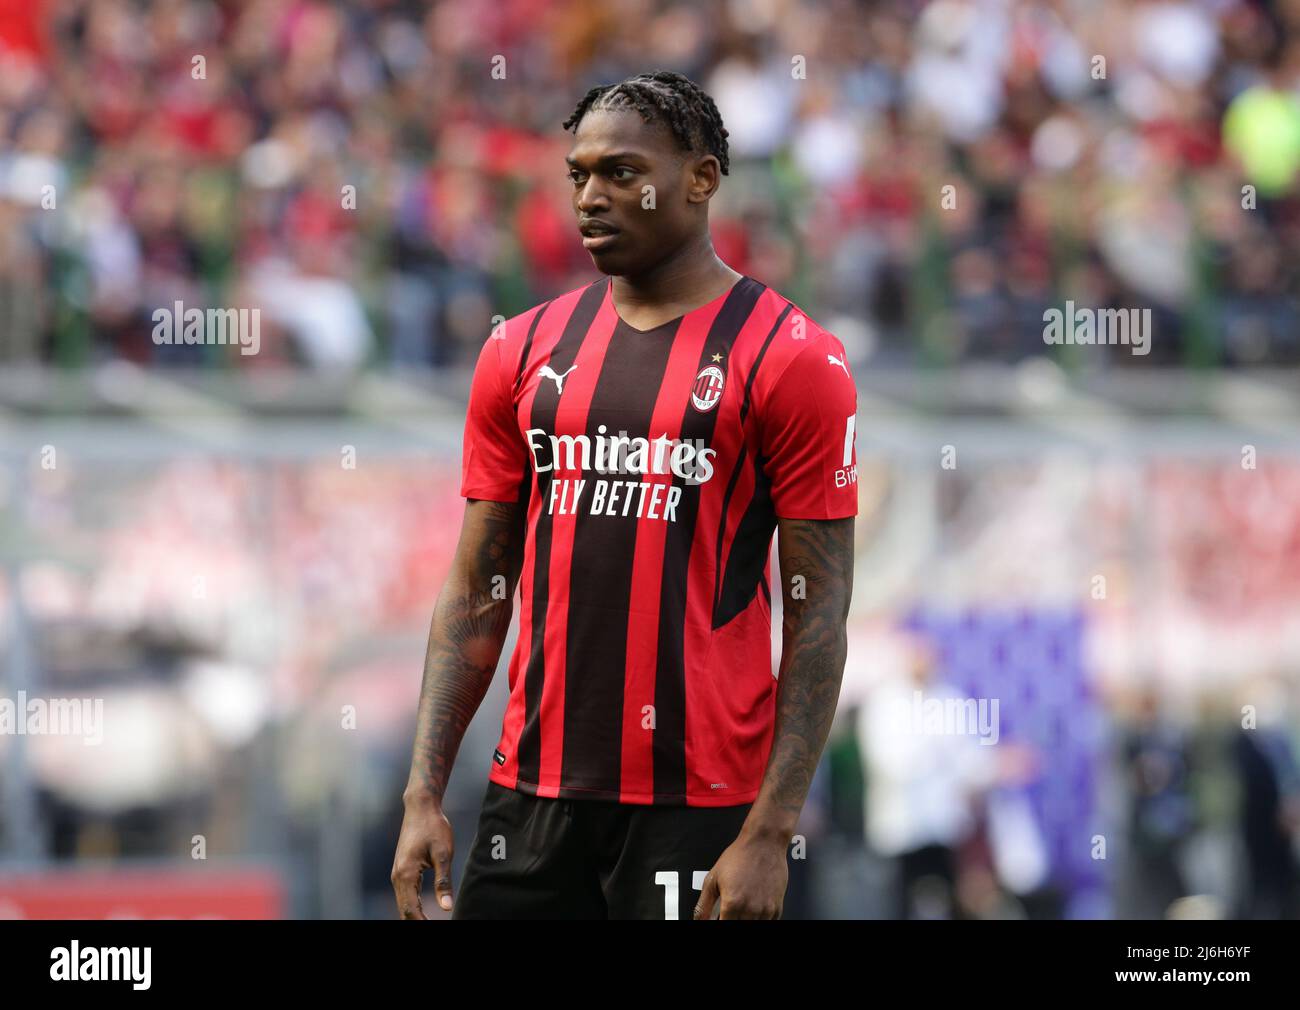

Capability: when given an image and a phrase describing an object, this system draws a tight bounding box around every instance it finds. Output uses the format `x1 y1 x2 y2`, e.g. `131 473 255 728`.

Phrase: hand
391 792 455 919
694 832 788 920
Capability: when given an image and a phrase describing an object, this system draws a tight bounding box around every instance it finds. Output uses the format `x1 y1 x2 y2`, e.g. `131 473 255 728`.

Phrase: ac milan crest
691 365 725 412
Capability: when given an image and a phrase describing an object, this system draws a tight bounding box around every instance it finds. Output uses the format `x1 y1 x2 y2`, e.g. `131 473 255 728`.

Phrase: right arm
391 495 527 918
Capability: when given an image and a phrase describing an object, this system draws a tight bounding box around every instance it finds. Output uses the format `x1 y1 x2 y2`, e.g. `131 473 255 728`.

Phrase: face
566 107 719 277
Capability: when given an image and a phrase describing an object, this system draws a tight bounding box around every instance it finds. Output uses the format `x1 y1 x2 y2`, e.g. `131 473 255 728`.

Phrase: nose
576 176 610 215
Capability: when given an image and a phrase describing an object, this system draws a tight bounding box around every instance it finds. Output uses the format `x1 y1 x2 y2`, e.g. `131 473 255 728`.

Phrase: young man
391 70 858 920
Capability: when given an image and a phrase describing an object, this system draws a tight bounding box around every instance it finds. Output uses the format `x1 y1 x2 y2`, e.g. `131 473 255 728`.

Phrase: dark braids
562 70 731 175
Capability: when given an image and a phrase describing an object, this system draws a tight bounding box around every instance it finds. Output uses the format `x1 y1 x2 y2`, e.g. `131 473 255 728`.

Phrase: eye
567 169 587 184
612 166 635 181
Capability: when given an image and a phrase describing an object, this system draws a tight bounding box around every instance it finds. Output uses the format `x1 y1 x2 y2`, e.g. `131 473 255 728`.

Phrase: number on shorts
654 870 709 920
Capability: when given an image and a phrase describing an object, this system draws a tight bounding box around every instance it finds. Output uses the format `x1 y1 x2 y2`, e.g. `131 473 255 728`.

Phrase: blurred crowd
826 656 1300 920
5 451 1299 918
1 0 1299 372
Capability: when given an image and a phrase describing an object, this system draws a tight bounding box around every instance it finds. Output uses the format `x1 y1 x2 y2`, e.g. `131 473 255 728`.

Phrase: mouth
579 221 620 251
581 231 620 251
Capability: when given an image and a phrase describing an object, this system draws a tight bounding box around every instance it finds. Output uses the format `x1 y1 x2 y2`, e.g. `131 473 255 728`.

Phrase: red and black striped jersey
460 273 858 806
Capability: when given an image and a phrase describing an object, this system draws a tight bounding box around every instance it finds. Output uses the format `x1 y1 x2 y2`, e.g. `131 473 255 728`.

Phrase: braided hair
562 70 731 175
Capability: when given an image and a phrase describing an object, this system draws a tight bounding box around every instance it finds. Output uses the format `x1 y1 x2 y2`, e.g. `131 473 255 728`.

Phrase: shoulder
739 285 853 399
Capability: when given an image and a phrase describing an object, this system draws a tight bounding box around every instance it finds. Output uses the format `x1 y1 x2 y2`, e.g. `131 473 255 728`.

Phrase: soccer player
391 70 858 920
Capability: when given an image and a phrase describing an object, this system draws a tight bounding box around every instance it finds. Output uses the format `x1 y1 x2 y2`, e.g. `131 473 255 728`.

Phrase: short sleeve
460 335 530 501
757 336 859 520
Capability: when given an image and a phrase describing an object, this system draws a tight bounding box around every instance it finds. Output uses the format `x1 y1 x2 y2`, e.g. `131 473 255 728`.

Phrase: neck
611 231 741 313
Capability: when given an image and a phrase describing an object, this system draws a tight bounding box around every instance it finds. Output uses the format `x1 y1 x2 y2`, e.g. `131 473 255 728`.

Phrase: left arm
694 515 855 919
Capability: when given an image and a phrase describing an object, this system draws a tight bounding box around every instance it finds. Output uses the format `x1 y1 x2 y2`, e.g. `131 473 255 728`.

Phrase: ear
686 154 722 204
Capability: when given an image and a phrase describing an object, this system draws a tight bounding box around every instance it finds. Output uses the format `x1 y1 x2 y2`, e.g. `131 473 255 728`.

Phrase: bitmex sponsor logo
50 942 151 990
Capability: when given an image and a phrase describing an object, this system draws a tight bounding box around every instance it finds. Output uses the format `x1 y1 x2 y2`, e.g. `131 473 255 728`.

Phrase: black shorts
452 780 752 920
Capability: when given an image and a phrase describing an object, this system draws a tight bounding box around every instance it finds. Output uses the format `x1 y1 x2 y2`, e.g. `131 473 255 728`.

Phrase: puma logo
827 352 850 378
538 363 577 394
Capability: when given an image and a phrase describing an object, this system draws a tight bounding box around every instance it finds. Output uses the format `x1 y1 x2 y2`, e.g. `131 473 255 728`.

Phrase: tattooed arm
695 516 854 920
392 497 527 919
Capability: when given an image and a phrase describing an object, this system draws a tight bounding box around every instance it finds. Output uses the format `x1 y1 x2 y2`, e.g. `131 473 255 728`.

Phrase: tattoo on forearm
763 517 854 823
409 499 525 800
